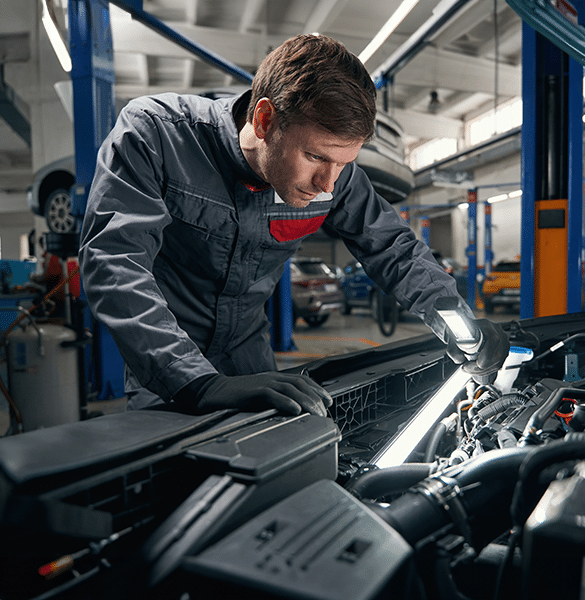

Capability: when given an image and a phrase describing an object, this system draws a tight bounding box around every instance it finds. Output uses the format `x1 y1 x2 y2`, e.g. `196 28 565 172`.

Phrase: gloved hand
175 372 333 417
446 318 509 379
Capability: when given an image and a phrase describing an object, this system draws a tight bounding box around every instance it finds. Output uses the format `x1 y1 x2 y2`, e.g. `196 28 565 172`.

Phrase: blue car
340 260 376 314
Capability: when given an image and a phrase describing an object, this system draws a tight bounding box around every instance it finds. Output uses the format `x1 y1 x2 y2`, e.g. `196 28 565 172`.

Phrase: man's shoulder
123 93 220 122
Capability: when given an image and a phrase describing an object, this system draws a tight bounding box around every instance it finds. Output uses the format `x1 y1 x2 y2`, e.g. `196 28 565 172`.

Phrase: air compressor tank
7 320 79 431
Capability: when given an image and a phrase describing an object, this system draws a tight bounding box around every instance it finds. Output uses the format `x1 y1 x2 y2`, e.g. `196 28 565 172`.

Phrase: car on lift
290 256 344 328
26 156 76 234
482 259 521 314
357 111 414 203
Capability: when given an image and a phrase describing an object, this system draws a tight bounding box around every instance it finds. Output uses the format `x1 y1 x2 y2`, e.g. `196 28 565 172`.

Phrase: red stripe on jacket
269 215 327 242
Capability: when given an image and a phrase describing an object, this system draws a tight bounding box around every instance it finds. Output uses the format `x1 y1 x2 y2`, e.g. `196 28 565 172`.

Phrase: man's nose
314 165 338 194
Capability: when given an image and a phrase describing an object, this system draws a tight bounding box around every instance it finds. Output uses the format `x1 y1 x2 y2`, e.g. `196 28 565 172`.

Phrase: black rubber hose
476 393 526 421
468 386 500 419
424 421 448 462
378 446 533 548
520 387 585 444
345 463 433 500
377 435 585 553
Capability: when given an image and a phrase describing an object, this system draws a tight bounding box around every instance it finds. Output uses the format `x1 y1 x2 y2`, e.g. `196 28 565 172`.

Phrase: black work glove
176 372 333 417
447 318 509 379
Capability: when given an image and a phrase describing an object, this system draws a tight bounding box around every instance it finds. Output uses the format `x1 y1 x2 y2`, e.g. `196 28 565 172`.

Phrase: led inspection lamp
433 296 499 385
433 296 482 356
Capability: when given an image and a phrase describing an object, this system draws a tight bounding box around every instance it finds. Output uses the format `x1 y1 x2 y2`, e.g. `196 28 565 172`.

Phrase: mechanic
79 34 508 417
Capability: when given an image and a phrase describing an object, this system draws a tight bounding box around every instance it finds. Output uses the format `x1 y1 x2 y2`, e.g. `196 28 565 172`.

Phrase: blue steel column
68 0 116 219
484 201 493 275
520 22 537 319
466 189 478 309
521 18 583 318
567 49 584 313
269 260 297 352
69 0 124 400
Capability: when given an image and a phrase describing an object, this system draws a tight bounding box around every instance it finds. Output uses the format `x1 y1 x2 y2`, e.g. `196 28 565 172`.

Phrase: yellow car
482 260 520 314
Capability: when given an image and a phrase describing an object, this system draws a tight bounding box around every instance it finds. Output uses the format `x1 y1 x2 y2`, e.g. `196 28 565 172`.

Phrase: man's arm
79 100 218 402
327 163 509 376
328 163 465 333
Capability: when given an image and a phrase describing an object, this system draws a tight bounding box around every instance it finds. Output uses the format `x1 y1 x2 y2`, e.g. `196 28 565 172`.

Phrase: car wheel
372 287 398 337
304 315 329 327
44 188 76 234
343 300 352 315
484 299 494 314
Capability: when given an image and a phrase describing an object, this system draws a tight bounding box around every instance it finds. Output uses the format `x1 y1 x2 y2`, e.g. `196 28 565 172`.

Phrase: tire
44 188 76 234
484 298 494 315
343 300 352 315
372 287 398 337
304 314 329 328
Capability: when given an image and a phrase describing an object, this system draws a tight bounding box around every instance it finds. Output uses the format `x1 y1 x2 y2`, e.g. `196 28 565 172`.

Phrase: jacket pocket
163 186 236 279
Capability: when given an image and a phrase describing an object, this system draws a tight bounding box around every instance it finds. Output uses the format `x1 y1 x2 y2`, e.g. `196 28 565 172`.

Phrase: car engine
0 313 584 600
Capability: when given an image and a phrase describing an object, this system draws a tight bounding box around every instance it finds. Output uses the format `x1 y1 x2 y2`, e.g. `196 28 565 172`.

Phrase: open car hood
1 312 585 599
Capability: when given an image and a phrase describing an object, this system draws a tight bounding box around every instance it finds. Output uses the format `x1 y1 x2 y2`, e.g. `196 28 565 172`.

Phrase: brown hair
248 34 376 141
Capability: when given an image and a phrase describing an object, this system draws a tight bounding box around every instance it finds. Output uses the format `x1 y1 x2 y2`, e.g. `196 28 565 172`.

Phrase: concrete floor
276 309 431 369
0 305 518 431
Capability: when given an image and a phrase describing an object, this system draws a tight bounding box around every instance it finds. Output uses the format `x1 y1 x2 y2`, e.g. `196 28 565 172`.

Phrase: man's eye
308 154 322 161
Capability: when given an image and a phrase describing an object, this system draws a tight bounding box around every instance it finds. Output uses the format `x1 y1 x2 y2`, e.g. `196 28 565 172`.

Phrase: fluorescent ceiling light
41 0 72 73
487 193 508 204
359 0 420 64
488 190 522 203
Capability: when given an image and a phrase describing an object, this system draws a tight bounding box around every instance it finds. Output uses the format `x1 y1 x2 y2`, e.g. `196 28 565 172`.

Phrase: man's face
257 117 364 209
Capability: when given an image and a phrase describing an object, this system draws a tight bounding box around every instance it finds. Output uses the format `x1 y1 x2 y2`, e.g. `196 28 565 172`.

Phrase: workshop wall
411 154 522 268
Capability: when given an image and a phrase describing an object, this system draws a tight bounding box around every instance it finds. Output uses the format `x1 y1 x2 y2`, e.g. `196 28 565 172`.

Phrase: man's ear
253 98 277 139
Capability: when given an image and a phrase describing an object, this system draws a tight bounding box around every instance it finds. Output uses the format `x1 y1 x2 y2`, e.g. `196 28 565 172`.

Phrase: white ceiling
0 0 523 197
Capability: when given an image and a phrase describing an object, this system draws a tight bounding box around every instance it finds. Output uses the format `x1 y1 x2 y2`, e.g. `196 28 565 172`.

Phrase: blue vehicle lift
385 0 585 319
519 19 583 318
507 0 585 318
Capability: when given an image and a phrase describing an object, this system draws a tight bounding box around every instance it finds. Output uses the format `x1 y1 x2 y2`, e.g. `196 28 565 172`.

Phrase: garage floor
276 309 432 369
1 306 518 429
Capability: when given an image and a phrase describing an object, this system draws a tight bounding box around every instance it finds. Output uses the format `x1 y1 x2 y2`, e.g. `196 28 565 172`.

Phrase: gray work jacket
79 91 463 409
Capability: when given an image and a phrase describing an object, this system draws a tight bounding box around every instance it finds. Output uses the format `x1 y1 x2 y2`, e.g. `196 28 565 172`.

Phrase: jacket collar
220 90 269 187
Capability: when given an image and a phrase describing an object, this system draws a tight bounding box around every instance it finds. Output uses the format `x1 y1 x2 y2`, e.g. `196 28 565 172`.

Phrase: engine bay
0 312 584 599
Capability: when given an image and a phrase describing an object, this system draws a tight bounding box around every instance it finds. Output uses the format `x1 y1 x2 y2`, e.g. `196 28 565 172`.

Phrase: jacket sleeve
78 100 218 402
327 163 474 342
